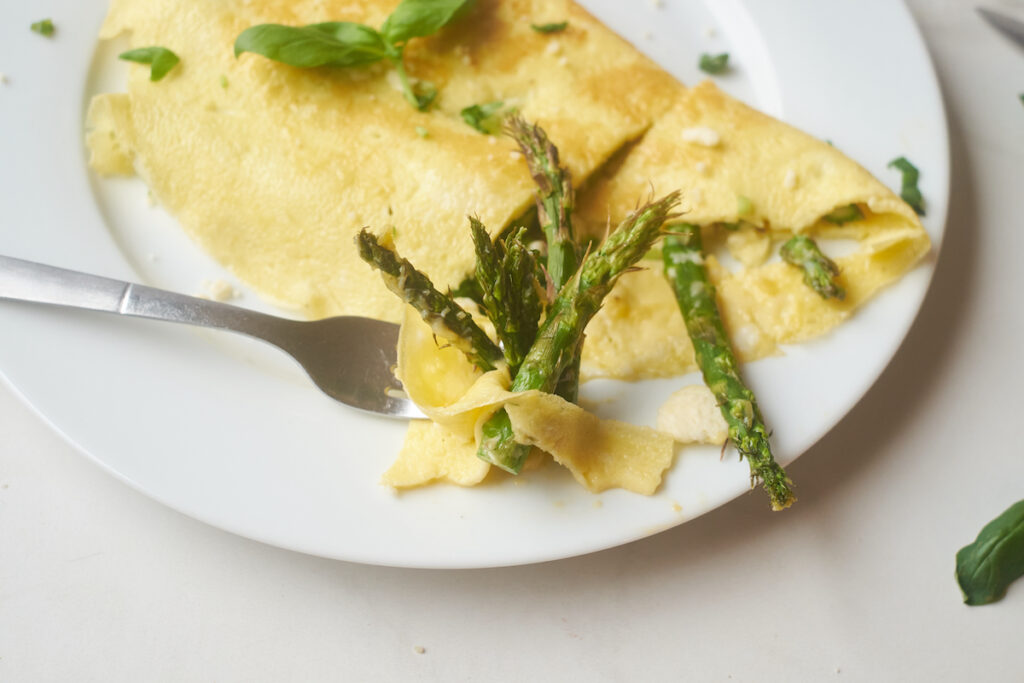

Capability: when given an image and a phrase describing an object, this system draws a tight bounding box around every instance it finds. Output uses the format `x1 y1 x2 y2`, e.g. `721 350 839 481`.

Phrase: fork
0 255 425 419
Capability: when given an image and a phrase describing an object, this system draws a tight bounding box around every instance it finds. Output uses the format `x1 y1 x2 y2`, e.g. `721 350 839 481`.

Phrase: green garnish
460 101 509 135
219 74 229 89
234 0 474 111
30 19 55 37
663 225 795 510
822 203 863 225
698 52 729 75
415 126 429 138
119 47 181 82
888 156 925 216
531 22 568 34
780 235 845 301
956 500 1024 606
736 195 753 217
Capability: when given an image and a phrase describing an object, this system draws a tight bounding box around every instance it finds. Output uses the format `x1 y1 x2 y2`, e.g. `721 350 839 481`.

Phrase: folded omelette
87 0 679 321
87 1 930 493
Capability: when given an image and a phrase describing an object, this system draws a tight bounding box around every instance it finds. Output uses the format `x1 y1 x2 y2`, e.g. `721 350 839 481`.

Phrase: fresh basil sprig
956 500 1024 606
234 0 474 111
888 156 925 216
119 47 181 82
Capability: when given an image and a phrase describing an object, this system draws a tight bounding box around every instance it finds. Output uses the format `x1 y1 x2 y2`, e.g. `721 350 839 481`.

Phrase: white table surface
2 1 1023 680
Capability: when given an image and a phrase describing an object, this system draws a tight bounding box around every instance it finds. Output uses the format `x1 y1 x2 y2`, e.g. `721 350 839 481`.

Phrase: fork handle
0 255 289 342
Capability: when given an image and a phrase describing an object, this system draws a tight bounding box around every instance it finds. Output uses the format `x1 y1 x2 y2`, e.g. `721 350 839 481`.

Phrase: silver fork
0 255 425 419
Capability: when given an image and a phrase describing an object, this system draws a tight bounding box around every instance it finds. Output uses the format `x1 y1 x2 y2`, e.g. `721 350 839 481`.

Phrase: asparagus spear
356 229 504 373
505 114 583 401
470 219 543 374
780 234 845 301
662 224 795 510
477 192 682 473
505 115 578 291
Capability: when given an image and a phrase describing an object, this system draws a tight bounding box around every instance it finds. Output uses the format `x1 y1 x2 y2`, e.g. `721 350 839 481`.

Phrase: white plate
0 0 947 568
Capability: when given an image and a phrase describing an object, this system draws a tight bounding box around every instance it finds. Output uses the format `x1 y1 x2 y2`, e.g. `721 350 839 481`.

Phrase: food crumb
0 73 7 85
650 0 664 8
703 25 716 38
413 646 426 654
672 501 682 513
200 279 237 302
593 499 603 508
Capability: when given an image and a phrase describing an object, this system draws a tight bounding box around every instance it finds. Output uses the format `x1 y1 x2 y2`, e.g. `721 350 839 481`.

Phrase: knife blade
977 6 1024 48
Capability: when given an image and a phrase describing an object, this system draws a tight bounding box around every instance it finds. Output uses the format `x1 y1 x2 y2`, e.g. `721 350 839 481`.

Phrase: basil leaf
531 22 568 34
234 23 389 68
888 156 925 216
381 0 474 45
823 204 863 225
461 101 508 134
956 500 1024 606
119 47 181 81
30 19 55 37
699 53 729 75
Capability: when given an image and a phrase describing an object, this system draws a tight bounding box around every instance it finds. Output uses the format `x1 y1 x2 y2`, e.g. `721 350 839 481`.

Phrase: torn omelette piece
389 307 675 494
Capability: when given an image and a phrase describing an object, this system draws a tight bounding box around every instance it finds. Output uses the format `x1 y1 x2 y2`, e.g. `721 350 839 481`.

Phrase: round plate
0 0 947 568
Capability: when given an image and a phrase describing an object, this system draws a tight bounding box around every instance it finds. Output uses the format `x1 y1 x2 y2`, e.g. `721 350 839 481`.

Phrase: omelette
87 1 930 495
87 0 679 321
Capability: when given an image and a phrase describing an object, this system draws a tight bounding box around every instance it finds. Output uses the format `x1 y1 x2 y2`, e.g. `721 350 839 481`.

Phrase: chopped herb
219 74 229 89
415 126 429 138
956 500 1024 605
736 195 753 217
823 203 863 225
888 156 925 216
531 21 568 34
119 47 181 82
698 52 729 75
460 100 509 135
825 139 834 147
234 0 473 111
30 19 55 37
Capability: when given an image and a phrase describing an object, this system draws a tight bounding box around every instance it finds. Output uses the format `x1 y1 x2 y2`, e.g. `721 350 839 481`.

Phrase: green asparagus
780 234 846 301
662 224 795 510
505 114 582 400
356 229 504 372
470 220 543 374
477 192 682 473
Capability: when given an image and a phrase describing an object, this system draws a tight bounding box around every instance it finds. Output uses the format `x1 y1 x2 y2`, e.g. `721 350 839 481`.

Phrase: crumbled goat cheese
657 385 728 445
681 126 721 147
783 168 797 190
